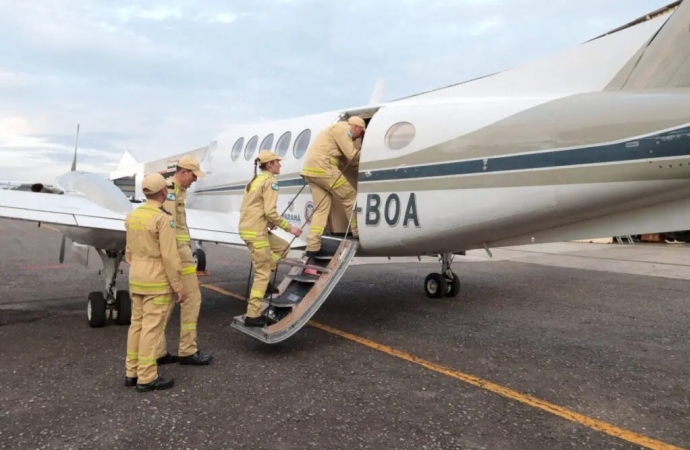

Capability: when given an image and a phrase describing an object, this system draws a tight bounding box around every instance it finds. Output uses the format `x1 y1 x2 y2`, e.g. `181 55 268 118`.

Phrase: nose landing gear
424 252 461 298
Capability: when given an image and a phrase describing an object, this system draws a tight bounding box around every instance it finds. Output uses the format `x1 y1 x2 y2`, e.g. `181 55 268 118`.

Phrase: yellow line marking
201 284 246 301
202 284 685 450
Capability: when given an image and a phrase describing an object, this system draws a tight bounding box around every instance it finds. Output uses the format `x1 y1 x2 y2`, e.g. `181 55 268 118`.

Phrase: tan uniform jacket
125 200 184 295
163 178 195 271
301 121 360 178
239 171 290 241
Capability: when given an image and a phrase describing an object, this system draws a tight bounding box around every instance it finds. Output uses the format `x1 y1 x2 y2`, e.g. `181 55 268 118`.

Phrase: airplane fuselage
186 89 690 257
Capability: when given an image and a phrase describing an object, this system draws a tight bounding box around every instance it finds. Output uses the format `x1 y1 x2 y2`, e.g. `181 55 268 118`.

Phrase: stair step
285 273 320 283
279 258 331 273
231 237 360 344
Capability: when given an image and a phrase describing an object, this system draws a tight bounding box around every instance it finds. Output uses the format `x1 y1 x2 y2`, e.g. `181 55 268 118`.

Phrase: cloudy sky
0 0 673 183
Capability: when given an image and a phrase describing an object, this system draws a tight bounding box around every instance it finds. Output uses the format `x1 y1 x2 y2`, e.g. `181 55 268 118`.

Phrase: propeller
59 124 79 263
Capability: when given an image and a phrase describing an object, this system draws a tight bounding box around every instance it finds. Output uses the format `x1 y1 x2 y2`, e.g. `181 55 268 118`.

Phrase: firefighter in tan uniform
155 155 213 366
124 173 186 392
300 116 365 256
239 150 303 327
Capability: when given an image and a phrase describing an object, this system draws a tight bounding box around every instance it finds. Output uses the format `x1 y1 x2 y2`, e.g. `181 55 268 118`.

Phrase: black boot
135 375 174 392
124 376 137 387
244 316 270 327
156 352 178 365
178 351 213 366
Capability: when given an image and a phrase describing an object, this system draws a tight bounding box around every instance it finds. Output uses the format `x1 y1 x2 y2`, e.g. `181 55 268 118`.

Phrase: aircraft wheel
444 273 461 298
424 273 447 299
193 249 206 272
87 292 107 328
115 291 131 326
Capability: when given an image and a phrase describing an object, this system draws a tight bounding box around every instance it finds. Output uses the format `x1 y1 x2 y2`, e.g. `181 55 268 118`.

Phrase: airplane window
231 137 244 161
244 135 258 160
260 133 274 151
275 131 291 157
293 129 311 159
385 122 416 150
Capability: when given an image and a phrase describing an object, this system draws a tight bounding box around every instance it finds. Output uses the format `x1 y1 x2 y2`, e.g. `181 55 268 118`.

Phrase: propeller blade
70 123 79 172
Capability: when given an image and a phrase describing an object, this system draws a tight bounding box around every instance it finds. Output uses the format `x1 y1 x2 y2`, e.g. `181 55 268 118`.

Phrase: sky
0 0 674 184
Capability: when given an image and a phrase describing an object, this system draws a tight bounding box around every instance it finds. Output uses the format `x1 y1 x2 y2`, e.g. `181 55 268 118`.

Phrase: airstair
615 235 635 244
230 234 358 343
230 157 361 344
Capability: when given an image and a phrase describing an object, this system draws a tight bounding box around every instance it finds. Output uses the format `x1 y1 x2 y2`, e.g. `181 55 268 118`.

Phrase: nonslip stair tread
285 273 320 283
279 258 331 272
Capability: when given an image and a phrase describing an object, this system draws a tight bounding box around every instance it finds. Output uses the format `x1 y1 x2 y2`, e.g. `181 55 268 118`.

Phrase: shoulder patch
166 192 176 201
169 220 175 228
271 183 279 191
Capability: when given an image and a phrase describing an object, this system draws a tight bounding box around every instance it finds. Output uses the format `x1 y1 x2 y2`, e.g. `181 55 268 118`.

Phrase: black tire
193 249 206 272
115 290 131 326
444 273 461 298
87 292 107 328
424 273 447 299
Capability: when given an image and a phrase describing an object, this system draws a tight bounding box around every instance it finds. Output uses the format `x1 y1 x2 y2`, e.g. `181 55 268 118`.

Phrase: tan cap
177 155 206 178
347 116 366 130
142 173 167 195
257 150 283 164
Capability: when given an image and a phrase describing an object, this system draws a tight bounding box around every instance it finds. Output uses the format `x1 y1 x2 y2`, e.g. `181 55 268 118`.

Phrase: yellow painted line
36 224 61 233
202 284 685 450
201 284 246 302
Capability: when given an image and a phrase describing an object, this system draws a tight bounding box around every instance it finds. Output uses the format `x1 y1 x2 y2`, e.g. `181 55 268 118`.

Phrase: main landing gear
87 249 131 328
424 252 461 298
193 241 206 272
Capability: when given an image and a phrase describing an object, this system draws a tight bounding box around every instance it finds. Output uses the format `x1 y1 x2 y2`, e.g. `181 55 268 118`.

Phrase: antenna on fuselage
70 123 80 171
369 78 385 105
60 123 79 263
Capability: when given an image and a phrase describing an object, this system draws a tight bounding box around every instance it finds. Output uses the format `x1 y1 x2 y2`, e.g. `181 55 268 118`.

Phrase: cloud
0 0 673 184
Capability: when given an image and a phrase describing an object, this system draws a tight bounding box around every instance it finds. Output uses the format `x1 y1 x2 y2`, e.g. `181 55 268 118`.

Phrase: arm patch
167 192 176 200
170 220 175 228
271 183 279 191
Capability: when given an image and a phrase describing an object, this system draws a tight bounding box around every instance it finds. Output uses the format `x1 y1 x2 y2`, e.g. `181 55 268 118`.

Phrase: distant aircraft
1 2 689 344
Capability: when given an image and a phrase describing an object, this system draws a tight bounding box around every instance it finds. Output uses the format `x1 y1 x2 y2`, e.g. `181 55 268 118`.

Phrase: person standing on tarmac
155 155 213 366
124 173 186 392
300 116 365 257
239 150 303 327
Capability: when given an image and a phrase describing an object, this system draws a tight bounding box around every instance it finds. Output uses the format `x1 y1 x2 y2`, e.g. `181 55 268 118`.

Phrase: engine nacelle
52 171 134 251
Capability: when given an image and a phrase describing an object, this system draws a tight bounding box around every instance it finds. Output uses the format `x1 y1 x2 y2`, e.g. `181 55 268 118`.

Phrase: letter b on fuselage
364 193 420 228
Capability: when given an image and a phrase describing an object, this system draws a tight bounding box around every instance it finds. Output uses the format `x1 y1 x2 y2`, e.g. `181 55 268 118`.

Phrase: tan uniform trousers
125 293 173 384
245 233 290 318
303 174 358 252
156 244 201 358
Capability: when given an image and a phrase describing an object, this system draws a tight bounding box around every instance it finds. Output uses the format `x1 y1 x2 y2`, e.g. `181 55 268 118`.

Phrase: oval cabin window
260 133 274 151
244 135 258 160
293 129 311 159
385 122 416 150
230 137 244 162
275 131 291 157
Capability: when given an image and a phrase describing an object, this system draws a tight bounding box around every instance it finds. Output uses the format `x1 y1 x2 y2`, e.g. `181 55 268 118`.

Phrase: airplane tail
606 0 690 90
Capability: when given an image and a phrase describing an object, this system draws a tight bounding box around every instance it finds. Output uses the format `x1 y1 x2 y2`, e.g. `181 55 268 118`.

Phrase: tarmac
0 217 688 450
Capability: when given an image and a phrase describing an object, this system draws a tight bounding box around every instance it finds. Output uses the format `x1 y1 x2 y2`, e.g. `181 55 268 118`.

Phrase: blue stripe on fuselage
195 125 690 194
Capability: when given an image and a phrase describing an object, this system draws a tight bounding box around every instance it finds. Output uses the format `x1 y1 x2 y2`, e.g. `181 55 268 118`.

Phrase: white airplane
1 1 690 341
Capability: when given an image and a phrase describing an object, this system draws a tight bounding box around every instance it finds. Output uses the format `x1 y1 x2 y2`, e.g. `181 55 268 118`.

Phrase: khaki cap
347 116 366 130
257 150 283 164
142 173 167 195
177 155 206 178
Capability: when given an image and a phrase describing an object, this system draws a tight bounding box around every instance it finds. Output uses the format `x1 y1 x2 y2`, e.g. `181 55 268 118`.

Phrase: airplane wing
0 189 307 248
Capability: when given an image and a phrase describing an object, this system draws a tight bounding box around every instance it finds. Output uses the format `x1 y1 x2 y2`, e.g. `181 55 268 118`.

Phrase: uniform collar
260 170 273 177
170 174 186 192
145 199 162 208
